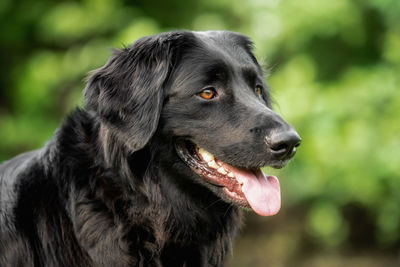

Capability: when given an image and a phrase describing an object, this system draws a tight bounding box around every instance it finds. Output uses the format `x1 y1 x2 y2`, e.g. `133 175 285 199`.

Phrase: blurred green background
0 0 399 266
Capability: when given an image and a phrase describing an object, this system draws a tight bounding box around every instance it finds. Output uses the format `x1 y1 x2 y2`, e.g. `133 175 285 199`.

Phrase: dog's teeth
228 172 234 178
198 147 214 162
208 160 219 169
217 167 227 175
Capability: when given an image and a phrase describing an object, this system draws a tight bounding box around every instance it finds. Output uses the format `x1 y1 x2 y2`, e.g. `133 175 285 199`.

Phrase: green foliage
0 0 399 262
306 201 348 247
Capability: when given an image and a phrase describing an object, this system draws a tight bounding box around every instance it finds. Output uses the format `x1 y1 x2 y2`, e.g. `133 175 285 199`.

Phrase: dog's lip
174 140 241 190
174 140 281 216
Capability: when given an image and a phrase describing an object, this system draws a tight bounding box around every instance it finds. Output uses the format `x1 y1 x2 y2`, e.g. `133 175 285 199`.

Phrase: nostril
294 139 301 148
270 142 289 153
266 130 301 159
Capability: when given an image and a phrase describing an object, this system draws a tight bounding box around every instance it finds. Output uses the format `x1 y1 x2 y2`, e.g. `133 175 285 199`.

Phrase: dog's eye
197 88 217 100
255 85 263 96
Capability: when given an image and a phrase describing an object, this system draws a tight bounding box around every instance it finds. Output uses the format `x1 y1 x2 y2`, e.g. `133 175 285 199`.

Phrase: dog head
85 31 301 216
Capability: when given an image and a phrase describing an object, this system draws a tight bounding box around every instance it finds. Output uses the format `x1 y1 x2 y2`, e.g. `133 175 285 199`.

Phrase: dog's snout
265 129 301 159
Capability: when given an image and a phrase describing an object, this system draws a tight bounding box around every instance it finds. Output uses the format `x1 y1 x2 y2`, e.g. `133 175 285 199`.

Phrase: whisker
224 203 234 217
205 198 224 210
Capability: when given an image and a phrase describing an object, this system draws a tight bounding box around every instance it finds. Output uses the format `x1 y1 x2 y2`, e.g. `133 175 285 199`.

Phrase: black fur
0 31 297 266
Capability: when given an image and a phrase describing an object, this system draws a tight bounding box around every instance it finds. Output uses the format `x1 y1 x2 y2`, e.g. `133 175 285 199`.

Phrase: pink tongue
226 165 281 216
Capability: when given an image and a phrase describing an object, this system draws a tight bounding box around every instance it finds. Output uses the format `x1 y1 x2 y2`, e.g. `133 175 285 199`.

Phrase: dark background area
0 0 399 266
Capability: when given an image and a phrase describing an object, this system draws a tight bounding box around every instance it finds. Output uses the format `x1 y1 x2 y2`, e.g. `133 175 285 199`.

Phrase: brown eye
256 85 263 96
198 88 217 100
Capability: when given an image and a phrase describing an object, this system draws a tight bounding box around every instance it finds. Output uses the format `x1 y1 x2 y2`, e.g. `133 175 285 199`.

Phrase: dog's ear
85 32 188 151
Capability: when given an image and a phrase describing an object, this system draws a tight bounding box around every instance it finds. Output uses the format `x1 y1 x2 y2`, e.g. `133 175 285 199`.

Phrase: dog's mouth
175 140 281 216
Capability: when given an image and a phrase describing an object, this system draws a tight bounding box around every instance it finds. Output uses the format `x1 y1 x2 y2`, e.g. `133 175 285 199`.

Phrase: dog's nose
265 130 301 160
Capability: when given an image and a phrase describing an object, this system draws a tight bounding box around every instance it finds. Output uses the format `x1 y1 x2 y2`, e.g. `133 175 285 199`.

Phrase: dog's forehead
192 31 256 65
173 31 261 78
166 31 264 96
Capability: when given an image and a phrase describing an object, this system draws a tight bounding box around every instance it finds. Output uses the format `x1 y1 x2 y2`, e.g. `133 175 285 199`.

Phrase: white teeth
217 167 227 175
198 147 215 162
207 160 220 169
199 146 236 178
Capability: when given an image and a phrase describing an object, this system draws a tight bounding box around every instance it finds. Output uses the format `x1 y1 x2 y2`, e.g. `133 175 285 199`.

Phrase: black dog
0 31 300 266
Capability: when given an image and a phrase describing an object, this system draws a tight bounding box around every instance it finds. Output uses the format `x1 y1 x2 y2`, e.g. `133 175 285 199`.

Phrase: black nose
265 130 301 160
